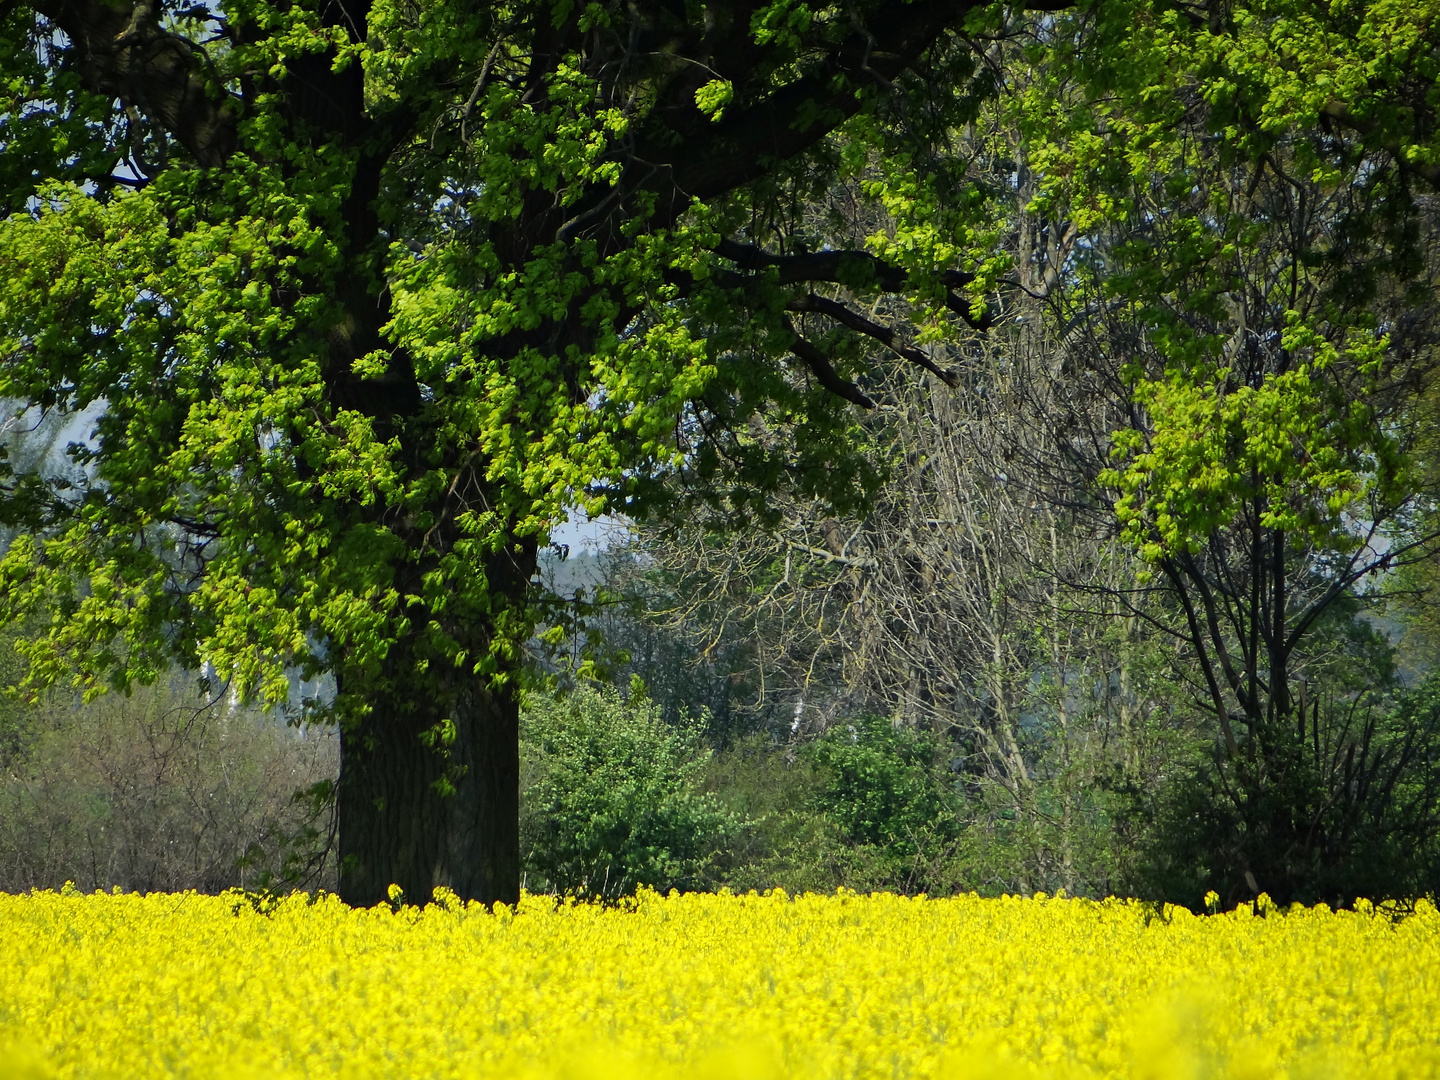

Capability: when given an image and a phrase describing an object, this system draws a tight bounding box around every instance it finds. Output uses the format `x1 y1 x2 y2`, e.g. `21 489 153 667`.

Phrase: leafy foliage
805 716 962 885
520 684 737 899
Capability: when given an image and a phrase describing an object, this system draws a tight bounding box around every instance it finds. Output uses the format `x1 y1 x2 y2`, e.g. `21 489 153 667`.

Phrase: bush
697 717 970 896
1133 675 1440 908
803 715 965 892
520 684 738 899
0 676 337 893
701 733 885 895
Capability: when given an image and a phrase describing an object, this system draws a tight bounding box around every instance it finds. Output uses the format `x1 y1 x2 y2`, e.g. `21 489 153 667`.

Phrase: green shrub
520 684 738 899
697 718 969 896
1132 675 1440 908
804 716 964 892
702 733 883 895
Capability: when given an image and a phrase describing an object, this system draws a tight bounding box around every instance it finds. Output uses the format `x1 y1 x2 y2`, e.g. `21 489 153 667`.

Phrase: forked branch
784 317 876 408
787 293 959 387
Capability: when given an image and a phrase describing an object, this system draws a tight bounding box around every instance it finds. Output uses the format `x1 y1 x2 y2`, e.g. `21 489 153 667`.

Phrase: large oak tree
0 0 1013 904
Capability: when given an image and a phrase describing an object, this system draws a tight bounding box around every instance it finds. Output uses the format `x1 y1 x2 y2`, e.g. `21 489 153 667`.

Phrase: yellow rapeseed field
2 887 1439 1080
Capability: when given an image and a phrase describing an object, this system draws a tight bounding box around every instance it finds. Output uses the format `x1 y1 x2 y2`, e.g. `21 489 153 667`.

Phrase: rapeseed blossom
2 888 1438 1079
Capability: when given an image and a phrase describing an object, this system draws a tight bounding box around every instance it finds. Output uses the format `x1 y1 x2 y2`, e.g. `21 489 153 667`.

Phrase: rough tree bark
337 666 524 905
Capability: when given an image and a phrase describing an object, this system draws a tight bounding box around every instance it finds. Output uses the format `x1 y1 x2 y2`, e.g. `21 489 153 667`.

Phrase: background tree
593 3 1440 904
622 343 1175 897
1032 13 1440 904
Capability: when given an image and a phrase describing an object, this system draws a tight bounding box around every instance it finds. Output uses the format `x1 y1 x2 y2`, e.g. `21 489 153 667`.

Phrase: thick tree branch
647 0 992 204
715 239 902 289
31 0 236 167
1322 100 1440 189
787 293 959 387
784 317 876 408
713 239 992 330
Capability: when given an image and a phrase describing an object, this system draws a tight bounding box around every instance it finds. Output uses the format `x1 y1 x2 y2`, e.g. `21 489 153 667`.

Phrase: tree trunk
334 528 536 907
337 674 521 906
